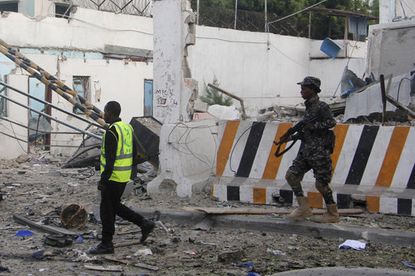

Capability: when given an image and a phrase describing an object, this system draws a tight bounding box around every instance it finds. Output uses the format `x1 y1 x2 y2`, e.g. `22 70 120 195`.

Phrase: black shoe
140 220 155 243
88 242 114 255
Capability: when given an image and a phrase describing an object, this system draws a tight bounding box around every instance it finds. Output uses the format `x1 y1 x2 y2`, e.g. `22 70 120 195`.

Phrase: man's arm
100 127 118 184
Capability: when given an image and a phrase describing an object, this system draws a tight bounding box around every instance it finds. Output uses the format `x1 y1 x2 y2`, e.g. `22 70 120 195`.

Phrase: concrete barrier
212 120 415 216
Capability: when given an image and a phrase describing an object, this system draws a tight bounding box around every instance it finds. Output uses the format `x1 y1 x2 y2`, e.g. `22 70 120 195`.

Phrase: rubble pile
0 154 414 274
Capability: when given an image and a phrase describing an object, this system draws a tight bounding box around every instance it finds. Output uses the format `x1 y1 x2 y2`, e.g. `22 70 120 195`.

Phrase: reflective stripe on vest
100 121 134 183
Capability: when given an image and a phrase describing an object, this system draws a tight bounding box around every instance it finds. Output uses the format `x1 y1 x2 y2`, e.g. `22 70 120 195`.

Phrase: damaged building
0 0 414 275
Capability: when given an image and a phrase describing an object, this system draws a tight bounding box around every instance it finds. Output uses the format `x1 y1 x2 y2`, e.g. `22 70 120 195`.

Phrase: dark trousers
100 181 145 243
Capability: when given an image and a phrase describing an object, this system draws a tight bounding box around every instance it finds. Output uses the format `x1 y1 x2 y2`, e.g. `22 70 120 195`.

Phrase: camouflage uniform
286 94 336 204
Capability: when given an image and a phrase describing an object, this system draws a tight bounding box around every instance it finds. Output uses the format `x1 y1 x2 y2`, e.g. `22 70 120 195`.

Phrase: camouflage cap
297 76 321 93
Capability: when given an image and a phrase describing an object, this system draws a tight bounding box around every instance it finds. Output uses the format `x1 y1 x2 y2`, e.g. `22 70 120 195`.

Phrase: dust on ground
0 154 414 275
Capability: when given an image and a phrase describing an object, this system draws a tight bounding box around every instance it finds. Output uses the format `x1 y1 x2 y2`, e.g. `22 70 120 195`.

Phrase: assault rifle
273 115 320 157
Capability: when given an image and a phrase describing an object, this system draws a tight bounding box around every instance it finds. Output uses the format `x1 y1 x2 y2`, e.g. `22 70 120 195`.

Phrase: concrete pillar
149 0 217 198
152 0 197 124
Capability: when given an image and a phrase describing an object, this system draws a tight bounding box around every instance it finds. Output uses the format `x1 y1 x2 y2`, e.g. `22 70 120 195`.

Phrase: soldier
285 76 339 223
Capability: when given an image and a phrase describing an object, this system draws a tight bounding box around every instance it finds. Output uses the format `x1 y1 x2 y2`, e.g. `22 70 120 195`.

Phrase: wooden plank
104 256 129 265
84 265 123 272
114 240 141 248
182 207 363 215
133 262 160 271
13 214 79 236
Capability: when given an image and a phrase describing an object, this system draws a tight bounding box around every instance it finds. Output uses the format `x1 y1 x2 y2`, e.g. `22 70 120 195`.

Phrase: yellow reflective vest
100 121 134 183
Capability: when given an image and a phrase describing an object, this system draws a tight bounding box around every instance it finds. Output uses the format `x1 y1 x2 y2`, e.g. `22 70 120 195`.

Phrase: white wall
367 21 415 78
190 28 367 113
0 74 29 159
189 27 310 114
380 0 415 23
0 7 369 158
0 8 153 52
0 7 367 117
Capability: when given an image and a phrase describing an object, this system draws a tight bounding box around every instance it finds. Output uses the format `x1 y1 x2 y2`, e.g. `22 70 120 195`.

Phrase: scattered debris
184 206 364 215
60 204 88 229
0 265 10 272
44 234 73 248
15 229 33 238
15 154 31 164
401 260 415 271
267 248 286 256
1 159 414 275
192 217 214 231
218 250 244 263
339 239 366 250
114 240 141 248
104 256 129 265
237 261 255 270
133 248 153 257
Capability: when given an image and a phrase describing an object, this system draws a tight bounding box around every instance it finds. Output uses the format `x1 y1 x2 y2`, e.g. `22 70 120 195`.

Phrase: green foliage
192 0 379 39
200 78 233 106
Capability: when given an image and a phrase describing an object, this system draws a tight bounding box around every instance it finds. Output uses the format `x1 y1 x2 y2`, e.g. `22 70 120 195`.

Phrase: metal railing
69 0 152 16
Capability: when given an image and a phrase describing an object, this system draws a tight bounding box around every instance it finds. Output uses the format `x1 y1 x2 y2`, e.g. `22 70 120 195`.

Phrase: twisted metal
0 39 107 128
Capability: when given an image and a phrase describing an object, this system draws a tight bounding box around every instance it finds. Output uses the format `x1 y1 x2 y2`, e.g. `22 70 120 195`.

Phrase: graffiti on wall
155 88 178 107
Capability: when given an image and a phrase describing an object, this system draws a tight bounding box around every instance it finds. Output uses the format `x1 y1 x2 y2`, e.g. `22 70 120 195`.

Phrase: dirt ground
0 154 415 276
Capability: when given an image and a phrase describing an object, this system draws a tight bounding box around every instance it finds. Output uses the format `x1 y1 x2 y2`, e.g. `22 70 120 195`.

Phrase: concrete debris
0 155 414 275
15 154 31 164
218 249 244 263
257 100 345 122
208 104 240 120
133 248 153 257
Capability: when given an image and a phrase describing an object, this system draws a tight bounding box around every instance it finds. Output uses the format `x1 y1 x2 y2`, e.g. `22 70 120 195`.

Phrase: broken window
72 76 90 115
0 86 6 117
55 2 70 18
144 79 153 116
0 1 18 13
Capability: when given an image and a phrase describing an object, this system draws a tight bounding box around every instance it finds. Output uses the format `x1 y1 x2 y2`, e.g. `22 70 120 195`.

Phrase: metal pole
0 129 27 143
0 94 102 140
196 0 200 25
380 74 387 125
0 116 82 135
308 11 312 38
265 0 268 32
0 81 103 129
234 0 238 29
208 83 247 120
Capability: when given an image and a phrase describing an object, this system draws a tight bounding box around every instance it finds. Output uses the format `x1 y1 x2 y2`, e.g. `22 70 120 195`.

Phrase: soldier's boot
287 197 313 221
311 204 339 223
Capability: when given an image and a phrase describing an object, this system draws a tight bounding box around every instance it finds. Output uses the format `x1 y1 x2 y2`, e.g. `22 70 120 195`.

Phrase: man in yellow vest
89 101 155 255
